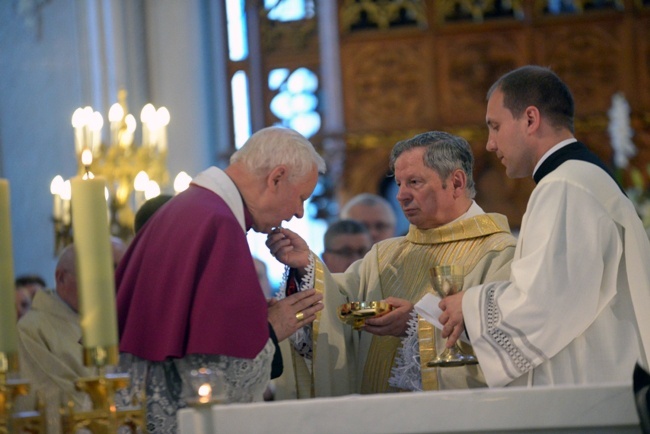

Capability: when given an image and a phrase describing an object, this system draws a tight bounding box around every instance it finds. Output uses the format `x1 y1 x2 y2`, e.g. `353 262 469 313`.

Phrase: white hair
230 127 326 180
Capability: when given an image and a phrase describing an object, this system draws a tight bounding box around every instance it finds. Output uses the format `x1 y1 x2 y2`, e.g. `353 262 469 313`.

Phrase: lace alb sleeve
276 253 316 360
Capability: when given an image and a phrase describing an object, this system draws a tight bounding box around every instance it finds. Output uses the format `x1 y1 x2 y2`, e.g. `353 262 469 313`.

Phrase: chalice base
427 345 479 367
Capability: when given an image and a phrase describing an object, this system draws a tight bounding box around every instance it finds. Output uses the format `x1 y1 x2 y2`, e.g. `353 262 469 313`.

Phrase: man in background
321 219 372 273
341 193 397 244
14 274 47 318
17 239 127 434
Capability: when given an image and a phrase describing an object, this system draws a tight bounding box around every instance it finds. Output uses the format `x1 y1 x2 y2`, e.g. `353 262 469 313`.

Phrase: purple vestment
116 185 269 361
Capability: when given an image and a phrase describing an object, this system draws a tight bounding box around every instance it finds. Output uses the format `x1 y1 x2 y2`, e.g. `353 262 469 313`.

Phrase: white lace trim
388 311 422 391
276 253 316 361
116 339 274 434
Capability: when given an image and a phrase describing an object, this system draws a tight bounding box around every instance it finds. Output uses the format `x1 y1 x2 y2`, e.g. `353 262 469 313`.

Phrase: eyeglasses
325 247 369 258
363 222 393 232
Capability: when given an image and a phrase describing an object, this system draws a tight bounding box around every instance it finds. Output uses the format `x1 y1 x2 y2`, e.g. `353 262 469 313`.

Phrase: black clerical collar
532 141 625 194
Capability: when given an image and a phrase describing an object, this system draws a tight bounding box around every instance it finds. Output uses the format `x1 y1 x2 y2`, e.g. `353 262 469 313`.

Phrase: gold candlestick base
61 372 146 434
61 345 146 433
1 352 46 434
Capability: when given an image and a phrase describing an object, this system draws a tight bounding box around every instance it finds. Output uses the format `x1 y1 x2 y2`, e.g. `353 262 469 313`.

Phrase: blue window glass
265 0 315 22
231 71 251 149
226 0 248 61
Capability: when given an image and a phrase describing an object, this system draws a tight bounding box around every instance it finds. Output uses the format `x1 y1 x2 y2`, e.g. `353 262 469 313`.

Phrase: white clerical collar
450 200 484 224
532 138 577 178
191 167 246 233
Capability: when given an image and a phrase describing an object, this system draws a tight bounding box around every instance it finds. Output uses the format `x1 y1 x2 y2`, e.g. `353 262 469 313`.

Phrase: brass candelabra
0 352 46 434
60 346 146 434
51 89 171 254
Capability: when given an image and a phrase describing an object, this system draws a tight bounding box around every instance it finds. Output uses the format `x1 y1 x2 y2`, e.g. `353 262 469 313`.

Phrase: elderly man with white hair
116 127 326 434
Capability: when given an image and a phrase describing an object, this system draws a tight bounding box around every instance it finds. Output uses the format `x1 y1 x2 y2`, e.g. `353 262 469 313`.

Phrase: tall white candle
0 179 18 355
156 107 170 152
70 176 118 350
50 175 64 220
71 108 85 155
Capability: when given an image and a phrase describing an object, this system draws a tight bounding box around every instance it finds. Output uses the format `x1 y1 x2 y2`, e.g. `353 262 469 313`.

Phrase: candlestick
57 91 173 254
0 179 18 358
71 108 85 155
157 107 170 152
70 176 118 365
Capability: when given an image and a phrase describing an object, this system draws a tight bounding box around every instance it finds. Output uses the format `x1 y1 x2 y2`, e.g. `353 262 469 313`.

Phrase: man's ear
451 169 466 195
525 106 541 131
268 165 288 188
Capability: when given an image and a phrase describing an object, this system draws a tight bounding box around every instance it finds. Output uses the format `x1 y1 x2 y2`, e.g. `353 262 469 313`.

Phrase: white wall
0 0 83 284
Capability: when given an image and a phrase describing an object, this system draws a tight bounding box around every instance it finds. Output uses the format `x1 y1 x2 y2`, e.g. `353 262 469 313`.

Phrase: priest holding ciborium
267 131 517 397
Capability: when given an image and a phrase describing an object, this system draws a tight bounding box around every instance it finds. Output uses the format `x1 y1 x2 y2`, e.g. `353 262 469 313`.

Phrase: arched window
226 0 331 291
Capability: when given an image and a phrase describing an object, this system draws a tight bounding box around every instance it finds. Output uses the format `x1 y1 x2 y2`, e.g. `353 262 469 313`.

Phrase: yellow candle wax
0 179 18 355
70 176 118 349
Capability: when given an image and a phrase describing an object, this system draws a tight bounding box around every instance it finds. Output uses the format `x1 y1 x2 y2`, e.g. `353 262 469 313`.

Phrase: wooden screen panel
340 34 436 133
435 28 528 126
532 17 629 115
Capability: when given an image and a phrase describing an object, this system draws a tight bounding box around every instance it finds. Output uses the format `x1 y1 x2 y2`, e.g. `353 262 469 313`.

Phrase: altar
178 382 641 434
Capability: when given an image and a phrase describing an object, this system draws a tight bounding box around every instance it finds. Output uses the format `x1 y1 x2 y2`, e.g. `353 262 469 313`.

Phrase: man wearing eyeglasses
322 219 373 273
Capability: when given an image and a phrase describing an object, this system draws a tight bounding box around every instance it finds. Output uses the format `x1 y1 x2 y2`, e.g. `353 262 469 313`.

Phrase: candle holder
0 352 46 434
51 89 172 255
52 215 73 257
186 368 227 408
60 345 146 434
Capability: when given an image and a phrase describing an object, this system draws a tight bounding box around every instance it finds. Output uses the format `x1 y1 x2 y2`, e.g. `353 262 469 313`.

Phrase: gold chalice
427 265 478 367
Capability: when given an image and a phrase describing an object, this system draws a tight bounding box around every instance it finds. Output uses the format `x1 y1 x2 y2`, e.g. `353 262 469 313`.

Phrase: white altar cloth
178 382 641 434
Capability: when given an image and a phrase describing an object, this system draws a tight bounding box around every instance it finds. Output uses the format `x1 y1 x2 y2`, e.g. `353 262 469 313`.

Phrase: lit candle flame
134 171 150 191
61 180 72 201
50 175 64 195
81 149 93 166
144 180 160 200
198 383 212 403
108 103 124 123
81 149 94 178
174 171 192 194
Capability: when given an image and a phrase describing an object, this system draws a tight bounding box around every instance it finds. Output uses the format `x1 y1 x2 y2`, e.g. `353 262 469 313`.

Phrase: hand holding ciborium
427 265 478 367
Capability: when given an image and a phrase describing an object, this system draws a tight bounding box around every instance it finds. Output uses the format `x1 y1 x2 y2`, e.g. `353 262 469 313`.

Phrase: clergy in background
17 239 127 434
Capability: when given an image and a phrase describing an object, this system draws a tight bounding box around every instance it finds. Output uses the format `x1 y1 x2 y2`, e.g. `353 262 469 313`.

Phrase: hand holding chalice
427 265 478 367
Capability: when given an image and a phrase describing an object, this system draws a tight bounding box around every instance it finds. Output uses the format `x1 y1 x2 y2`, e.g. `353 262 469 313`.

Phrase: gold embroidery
362 213 514 393
418 317 439 391
311 257 326 398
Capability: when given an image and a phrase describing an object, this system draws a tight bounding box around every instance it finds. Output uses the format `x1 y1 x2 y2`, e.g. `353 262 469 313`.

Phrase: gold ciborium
337 301 393 330
427 265 478 367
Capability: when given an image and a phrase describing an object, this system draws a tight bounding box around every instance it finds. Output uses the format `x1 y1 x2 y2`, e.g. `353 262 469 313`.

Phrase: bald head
340 194 397 244
55 238 127 312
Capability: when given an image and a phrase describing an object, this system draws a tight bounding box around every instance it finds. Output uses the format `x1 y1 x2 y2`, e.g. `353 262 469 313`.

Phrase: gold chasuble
361 213 515 393
275 212 515 399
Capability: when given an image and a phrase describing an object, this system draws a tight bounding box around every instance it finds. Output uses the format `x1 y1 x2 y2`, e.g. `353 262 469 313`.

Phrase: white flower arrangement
608 92 650 236
608 92 636 169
